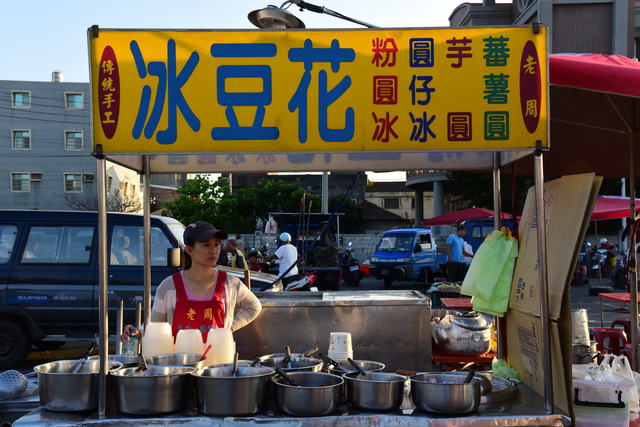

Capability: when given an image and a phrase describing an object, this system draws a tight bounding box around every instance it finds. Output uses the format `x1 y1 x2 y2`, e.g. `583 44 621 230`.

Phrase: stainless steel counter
13 383 570 426
236 290 433 373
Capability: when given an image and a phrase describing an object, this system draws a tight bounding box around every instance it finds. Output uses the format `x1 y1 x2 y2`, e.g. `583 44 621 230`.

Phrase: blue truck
463 218 517 253
369 227 446 288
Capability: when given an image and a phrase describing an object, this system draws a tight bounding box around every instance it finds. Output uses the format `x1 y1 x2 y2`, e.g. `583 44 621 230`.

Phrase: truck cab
370 228 444 288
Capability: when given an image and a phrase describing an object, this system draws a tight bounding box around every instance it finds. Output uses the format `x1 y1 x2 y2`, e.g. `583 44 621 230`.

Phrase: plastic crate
573 364 635 427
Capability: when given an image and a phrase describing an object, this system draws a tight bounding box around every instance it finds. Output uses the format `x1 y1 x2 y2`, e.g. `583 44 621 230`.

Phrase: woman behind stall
121 221 262 343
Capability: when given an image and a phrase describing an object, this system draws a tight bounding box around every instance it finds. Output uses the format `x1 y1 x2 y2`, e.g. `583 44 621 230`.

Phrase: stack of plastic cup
328 331 353 362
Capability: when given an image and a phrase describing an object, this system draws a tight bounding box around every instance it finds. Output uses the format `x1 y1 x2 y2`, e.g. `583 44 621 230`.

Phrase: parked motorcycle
341 242 363 287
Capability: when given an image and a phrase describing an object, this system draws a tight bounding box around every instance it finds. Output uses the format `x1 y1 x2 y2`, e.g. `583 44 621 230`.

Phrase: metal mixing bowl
272 372 343 417
88 354 139 368
410 373 482 414
344 371 407 411
35 359 122 412
111 365 196 414
258 355 323 372
147 352 206 369
327 359 385 376
191 365 275 416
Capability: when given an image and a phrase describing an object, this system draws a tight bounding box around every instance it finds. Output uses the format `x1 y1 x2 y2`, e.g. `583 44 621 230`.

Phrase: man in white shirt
263 232 299 285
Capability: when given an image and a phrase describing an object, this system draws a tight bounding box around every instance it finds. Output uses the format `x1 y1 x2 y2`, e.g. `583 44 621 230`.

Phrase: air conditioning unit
30 173 42 181
83 173 95 183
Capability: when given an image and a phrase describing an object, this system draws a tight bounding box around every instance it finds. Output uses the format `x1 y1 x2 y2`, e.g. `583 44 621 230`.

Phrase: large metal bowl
344 371 406 411
147 353 206 369
191 365 275 416
111 365 195 414
258 355 323 372
410 373 482 414
272 372 343 417
34 359 122 412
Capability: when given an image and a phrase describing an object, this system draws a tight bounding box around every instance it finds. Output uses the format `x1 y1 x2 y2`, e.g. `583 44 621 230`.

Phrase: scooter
341 242 363 287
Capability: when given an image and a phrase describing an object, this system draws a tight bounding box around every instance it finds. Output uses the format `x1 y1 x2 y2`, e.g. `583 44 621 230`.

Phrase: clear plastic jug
205 328 235 365
175 329 204 356
141 322 174 358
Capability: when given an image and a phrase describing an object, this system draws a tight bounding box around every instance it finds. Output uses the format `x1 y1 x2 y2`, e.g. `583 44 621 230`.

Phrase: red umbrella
422 207 516 226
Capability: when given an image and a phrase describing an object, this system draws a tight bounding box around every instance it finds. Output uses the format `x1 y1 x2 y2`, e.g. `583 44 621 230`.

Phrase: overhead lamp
248 0 379 29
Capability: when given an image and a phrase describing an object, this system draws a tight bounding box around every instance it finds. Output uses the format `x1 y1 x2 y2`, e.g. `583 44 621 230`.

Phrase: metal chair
590 327 628 355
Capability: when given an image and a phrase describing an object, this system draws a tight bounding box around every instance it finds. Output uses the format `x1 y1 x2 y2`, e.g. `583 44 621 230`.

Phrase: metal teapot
432 311 493 356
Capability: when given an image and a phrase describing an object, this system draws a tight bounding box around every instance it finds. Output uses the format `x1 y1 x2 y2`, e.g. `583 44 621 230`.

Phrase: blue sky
0 0 501 83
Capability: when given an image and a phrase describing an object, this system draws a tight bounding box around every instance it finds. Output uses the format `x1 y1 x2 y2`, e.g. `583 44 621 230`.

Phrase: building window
65 93 84 109
12 92 31 108
12 130 31 150
64 173 83 193
65 131 83 150
11 173 30 192
383 198 400 209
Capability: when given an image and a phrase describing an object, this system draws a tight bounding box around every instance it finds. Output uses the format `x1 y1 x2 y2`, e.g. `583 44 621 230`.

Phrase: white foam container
573 364 635 427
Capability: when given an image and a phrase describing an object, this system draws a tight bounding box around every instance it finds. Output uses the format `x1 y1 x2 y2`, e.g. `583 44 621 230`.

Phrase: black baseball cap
184 221 228 246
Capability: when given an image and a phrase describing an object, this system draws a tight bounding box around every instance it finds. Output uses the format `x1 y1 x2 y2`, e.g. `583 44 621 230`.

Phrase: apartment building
0 75 142 211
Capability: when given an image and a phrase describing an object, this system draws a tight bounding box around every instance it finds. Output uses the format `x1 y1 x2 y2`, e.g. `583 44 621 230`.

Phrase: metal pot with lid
432 311 493 356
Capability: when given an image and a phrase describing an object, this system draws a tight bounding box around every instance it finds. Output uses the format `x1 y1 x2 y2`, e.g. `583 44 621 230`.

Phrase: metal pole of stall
493 152 505 360
95 146 109 416
136 303 142 329
143 156 152 327
534 147 554 413
116 301 124 355
628 133 638 371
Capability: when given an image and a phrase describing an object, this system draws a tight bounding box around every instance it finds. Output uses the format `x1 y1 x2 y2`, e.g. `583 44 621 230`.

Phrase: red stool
590 328 628 355
611 318 631 338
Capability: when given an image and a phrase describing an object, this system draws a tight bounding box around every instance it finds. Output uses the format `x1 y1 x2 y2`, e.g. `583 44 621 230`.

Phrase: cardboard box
506 173 601 416
509 173 600 319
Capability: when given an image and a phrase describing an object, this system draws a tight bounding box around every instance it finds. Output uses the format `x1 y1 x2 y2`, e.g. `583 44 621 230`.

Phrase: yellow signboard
89 26 547 154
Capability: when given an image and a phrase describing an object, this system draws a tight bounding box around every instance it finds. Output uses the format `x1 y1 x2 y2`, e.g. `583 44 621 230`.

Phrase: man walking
445 225 474 282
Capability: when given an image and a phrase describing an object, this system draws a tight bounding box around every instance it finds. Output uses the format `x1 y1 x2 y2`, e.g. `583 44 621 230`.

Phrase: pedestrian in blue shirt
445 225 474 282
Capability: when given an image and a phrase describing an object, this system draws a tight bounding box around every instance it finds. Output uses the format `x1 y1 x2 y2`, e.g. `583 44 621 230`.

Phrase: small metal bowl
88 354 139 368
327 360 385 376
258 355 323 372
147 353 206 369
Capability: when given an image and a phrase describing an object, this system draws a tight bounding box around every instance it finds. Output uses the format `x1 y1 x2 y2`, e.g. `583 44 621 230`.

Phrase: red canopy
550 53 640 98
591 195 640 221
422 207 516 226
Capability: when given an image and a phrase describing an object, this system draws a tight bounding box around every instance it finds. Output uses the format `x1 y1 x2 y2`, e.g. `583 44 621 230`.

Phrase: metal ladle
71 342 97 374
232 353 239 377
347 357 370 380
275 367 301 386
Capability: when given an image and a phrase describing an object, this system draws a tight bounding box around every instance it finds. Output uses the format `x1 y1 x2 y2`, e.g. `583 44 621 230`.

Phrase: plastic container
573 364 635 427
205 328 235 365
175 329 204 355
141 322 174 358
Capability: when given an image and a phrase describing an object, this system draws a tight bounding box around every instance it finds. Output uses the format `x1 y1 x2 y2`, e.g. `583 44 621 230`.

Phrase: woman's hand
119 324 141 343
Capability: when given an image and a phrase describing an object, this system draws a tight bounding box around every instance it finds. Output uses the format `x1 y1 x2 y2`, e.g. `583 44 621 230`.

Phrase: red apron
171 270 226 342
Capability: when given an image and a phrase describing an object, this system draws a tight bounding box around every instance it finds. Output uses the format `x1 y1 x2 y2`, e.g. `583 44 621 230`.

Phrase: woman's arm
229 277 262 331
